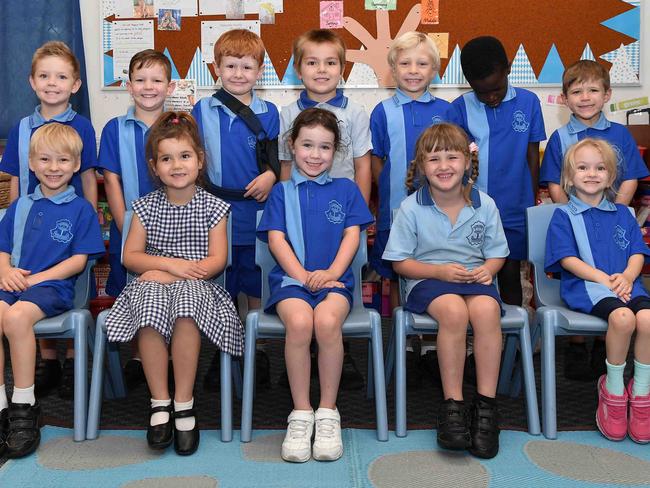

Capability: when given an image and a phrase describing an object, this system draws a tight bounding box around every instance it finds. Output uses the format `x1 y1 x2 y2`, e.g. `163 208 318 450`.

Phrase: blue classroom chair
240 213 388 442
86 211 241 442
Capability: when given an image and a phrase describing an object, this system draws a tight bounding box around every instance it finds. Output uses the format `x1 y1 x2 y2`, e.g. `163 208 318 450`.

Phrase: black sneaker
340 351 364 391
203 352 220 391
124 359 147 390
468 396 500 459
564 342 597 381
6 402 41 459
0 408 7 458
34 359 61 396
437 399 471 450
591 339 607 378
58 358 75 400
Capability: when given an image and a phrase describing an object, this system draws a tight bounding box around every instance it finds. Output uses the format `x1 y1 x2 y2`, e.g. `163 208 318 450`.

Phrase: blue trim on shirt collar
209 90 268 117
566 194 616 214
567 113 610 134
393 88 434 105
290 166 332 186
416 186 482 208
29 104 76 128
29 185 77 204
297 89 348 110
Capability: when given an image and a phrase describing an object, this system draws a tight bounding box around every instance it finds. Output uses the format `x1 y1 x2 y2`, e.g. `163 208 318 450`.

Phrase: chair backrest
121 209 232 287
255 210 367 309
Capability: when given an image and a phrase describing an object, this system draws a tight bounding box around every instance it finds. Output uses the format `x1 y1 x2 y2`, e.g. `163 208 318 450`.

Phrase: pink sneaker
596 375 628 441
627 379 650 444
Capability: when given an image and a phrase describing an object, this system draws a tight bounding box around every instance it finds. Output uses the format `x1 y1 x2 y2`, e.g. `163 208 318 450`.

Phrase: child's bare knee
635 310 650 335
608 308 635 335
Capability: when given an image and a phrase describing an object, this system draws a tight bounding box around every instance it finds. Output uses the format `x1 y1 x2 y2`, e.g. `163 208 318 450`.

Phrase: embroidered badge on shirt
613 225 630 250
431 115 444 125
247 135 257 149
512 110 530 133
326 200 345 224
51 219 74 243
466 221 486 247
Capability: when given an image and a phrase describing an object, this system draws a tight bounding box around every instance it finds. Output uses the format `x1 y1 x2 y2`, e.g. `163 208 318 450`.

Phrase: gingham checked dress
105 187 244 357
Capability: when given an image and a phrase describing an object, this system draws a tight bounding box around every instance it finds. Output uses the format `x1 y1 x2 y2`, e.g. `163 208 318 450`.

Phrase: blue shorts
591 296 650 321
226 245 261 299
503 223 526 261
106 252 127 298
404 279 503 316
0 285 73 318
265 285 352 315
369 230 397 279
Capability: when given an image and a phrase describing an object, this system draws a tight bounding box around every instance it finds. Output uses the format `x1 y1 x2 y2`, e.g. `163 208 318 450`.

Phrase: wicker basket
0 172 11 209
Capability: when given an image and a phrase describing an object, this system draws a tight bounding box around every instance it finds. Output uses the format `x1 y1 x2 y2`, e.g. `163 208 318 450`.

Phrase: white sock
0 384 8 410
12 385 36 406
174 398 195 431
150 398 172 426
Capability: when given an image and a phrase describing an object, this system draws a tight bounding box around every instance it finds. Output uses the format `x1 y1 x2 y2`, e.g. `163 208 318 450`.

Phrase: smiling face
29 145 80 197
392 43 437 99
420 148 470 196
127 62 175 117
563 78 611 126
152 136 203 193
214 55 262 104
297 41 343 102
290 124 336 179
568 144 613 206
29 56 81 114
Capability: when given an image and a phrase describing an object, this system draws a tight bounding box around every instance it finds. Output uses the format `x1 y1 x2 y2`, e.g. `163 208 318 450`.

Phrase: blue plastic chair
86 211 241 442
527 204 611 439
0 208 95 441
240 214 388 442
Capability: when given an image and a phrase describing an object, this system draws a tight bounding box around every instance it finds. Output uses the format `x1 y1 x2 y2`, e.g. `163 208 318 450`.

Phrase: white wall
80 0 649 143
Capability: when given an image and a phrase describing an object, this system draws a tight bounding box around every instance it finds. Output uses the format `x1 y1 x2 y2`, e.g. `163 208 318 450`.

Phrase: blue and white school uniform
278 89 372 181
545 195 650 314
192 92 279 299
0 186 105 317
105 187 244 356
1 105 97 197
369 88 455 278
97 107 157 296
540 113 649 190
452 85 546 260
382 186 509 313
257 168 373 313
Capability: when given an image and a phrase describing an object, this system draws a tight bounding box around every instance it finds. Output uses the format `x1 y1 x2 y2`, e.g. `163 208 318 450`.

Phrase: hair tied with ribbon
171 117 180 125
469 142 479 154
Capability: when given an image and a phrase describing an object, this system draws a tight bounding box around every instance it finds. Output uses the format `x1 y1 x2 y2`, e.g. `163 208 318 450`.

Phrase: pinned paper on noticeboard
428 33 448 59
421 0 439 24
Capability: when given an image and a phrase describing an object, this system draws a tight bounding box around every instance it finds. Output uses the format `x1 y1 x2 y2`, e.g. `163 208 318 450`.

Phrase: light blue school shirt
383 186 509 300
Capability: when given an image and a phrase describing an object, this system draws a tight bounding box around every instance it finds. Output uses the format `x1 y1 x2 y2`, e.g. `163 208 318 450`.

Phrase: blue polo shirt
545 195 650 314
1 105 97 198
0 186 106 304
452 85 546 259
98 107 156 255
370 88 455 231
383 186 509 300
192 91 279 245
257 169 373 305
539 113 649 190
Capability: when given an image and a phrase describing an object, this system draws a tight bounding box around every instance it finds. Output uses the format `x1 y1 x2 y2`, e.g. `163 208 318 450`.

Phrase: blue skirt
265 285 352 315
404 279 503 316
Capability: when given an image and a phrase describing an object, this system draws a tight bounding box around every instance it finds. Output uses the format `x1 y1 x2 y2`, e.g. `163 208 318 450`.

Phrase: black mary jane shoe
147 404 173 450
173 409 200 456
6 402 42 459
0 408 8 458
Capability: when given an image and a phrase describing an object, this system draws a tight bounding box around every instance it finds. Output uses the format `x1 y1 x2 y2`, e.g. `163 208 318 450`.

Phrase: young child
0 40 99 399
279 29 372 203
0 123 104 459
452 36 546 308
539 61 649 381
258 108 373 463
369 31 455 379
191 29 279 386
98 49 175 387
383 123 509 459
105 112 243 456
544 138 650 444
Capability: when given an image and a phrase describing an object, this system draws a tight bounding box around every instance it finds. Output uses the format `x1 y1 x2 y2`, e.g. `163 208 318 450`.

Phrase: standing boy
0 41 98 399
539 60 649 380
452 36 546 307
191 29 279 386
0 123 105 458
98 49 176 387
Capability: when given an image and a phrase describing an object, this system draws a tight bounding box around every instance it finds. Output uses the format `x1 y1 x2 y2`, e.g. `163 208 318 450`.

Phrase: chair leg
541 315 557 439
517 320 540 435
395 309 407 437
497 334 518 396
106 343 126 399
369 313 388 441
87 320 107 440
73 313 89 441
508 321 541 399
220 352 233 442
240 317 258 443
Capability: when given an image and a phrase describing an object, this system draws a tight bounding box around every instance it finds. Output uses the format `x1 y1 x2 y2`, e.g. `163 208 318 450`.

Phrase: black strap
204 179 248 201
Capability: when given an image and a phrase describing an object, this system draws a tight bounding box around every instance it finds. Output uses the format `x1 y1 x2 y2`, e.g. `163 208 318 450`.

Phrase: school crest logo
466 221 486 247
612 144 625 173
431 115 444 125
613 225 630 250
247 135 257 149
51 219 73 243
325 200 345 224
512 110 529 133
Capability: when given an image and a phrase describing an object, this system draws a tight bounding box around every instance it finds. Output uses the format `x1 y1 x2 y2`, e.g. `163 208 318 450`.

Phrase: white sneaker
312 407 343 461
281 409 314 463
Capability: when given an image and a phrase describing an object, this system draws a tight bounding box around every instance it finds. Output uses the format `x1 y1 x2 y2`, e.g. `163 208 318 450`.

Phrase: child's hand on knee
322 280 345 289
439 263 474 284
610 273 632 300
0 267 31 292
